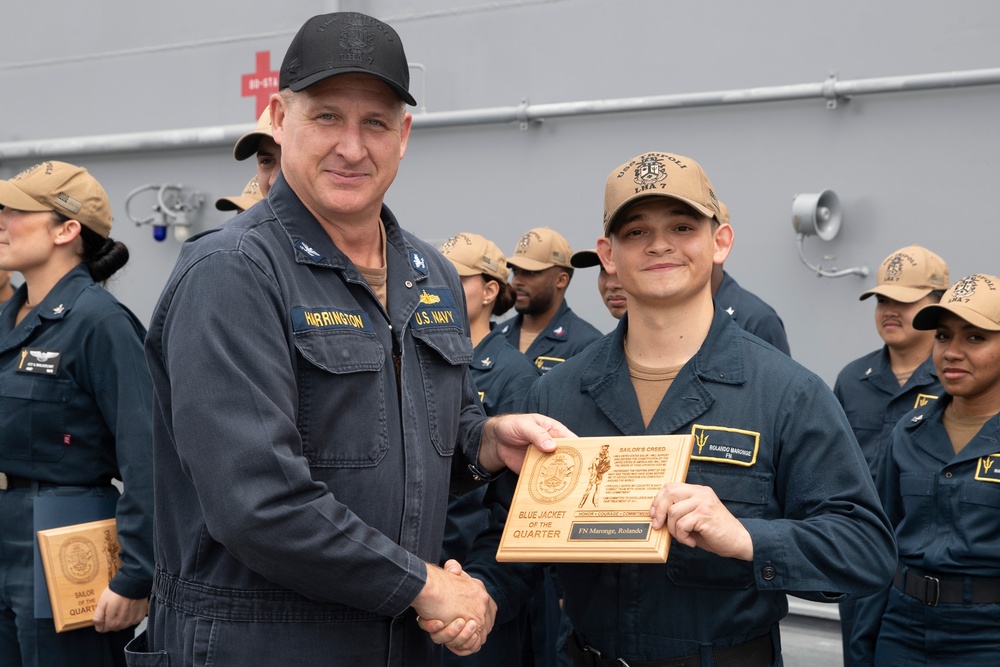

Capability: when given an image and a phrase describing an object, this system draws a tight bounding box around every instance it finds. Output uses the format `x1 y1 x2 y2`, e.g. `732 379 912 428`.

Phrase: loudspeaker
791 190 842 241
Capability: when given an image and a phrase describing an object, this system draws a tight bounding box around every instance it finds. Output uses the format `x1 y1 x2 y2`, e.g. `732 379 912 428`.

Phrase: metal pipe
2 67 998 161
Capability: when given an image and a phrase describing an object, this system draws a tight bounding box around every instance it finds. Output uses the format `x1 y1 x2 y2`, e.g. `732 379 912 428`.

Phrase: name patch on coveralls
690 424 760 466
411 288 460 329
16 348 62 375
291 307 371 332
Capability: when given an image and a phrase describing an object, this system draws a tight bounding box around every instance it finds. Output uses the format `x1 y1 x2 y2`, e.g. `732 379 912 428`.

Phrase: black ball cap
280 12 417 106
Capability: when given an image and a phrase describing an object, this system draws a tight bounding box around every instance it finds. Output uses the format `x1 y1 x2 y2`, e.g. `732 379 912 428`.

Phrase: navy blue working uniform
472 326 542 418
137 174 489 667
834 348 942 476
467 309 895 665
853 401 1000 665
0 265 154 666
834 349 941 663
500 300 602 373
443 325 540 562
442 327 540 667
714 270 790 356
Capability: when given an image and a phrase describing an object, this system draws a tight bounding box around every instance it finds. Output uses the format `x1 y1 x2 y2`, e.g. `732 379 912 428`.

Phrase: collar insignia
411 252 428 275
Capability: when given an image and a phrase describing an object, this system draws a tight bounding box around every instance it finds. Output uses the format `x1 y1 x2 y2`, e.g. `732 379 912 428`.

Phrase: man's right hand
413 560 497 655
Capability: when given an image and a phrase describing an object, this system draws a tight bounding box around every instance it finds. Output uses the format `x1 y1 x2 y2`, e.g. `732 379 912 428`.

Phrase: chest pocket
957 478 1000 551
411 328 474 456
294 329 387 468
896 472 936 551
666 465 772 589
0 374 71 462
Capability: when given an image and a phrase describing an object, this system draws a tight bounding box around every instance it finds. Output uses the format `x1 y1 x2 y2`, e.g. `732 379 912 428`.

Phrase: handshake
412 559 497 656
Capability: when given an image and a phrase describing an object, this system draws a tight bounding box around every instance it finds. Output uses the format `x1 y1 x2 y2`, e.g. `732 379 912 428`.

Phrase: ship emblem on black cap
340 16 375 63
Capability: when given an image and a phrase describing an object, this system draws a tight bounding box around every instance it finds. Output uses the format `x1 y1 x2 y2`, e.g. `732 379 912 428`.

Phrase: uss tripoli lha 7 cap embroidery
913 274 1000 332
603 151 722 236
506 227 575 271
859 245 950 303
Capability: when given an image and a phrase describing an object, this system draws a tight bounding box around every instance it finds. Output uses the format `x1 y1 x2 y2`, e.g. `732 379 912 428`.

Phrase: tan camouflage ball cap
603 151 722 235
859 245 950 303
214 176 264 213
233 107 274 161
913 274 1000 332
506 227 574 271
0 161 112 238
439 232 509 282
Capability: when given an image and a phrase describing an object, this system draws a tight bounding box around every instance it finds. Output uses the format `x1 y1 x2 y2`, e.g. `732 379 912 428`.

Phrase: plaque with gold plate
37 519 121 633
496 435 694 563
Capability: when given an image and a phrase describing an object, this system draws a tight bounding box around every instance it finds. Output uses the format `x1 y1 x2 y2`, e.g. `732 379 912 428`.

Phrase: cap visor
0 182 52 212
288 68 417 106
571 250 601 268
606 195 716 234
215 195 260 212
913 303 1000 331
507 256 555 271
859 285 933 303
233 133 265 161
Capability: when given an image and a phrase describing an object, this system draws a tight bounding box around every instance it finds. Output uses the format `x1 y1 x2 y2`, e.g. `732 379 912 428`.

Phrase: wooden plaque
36 519 121 633
497 435 694 563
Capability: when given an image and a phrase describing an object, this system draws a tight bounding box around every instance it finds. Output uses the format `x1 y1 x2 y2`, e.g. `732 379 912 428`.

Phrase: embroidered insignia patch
913 393 938 409
974 454 1000 484
690 424 760 466
411 251 428 275
291 307 371 332
411 288 460 329
533 356 565 374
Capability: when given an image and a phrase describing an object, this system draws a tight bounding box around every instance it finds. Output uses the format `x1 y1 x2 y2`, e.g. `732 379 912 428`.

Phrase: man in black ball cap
136 12 570 667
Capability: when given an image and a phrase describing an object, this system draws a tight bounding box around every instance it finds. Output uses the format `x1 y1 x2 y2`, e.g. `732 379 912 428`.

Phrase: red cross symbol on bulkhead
241 51 279 118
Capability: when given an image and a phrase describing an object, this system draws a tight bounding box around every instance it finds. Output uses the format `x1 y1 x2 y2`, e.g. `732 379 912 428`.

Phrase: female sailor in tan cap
0 161 154 666
855 273 1000 665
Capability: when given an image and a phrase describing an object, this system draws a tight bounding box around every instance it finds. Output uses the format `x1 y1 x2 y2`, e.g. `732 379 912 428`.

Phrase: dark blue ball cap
279 12 417 106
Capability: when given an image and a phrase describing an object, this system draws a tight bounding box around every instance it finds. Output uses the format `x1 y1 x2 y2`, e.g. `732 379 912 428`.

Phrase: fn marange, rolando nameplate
497 435 694 563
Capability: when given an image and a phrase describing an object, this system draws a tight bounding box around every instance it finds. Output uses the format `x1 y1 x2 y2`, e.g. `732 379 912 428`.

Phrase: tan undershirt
518 330 540 354
355 223 388 311
942 403 992 455
893 368 914 387
624 345 684 428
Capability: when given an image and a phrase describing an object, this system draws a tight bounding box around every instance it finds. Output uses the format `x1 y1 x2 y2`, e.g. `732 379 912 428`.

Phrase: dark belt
567 631 773 667
894 565 1000 605
0 472 58 491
